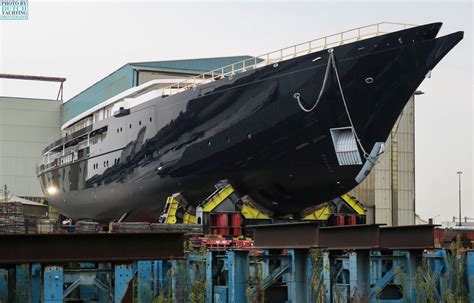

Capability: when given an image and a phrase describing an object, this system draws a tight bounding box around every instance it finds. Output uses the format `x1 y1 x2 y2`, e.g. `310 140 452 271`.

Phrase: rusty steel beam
319 224 380 250
251 222 320 248
0 73 66 83
379 224 437 250
252 222 381 249
252 222 438 250
0 232 184 264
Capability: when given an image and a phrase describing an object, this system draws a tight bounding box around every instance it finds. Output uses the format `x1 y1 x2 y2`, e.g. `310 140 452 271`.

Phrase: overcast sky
0 0 472 224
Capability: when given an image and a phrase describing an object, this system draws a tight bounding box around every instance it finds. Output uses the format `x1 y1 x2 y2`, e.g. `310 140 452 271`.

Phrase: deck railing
160 22 416 97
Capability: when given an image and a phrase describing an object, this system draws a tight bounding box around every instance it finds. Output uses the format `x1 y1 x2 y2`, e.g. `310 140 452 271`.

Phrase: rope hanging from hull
293 50 371 160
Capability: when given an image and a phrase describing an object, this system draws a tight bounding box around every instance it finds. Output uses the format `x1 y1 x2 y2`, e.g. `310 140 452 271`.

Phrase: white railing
160 22 416 97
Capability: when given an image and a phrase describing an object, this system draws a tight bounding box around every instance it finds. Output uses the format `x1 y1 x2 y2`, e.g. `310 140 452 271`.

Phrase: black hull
38 23 463 222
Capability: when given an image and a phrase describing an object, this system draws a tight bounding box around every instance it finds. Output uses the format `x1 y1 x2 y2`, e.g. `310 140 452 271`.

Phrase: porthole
129 124 132 129
139 121 142 126
149 117 152 122
120 127 123 132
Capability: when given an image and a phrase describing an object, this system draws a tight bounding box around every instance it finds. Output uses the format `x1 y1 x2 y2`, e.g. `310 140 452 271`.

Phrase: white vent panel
330 127 363 166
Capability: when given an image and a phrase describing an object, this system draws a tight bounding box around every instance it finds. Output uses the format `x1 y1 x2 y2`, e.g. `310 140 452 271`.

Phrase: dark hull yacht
37 22 463 222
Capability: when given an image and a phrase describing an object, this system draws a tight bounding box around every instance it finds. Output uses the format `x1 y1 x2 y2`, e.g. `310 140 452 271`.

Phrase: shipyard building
0 96 61 200
1 56 416 226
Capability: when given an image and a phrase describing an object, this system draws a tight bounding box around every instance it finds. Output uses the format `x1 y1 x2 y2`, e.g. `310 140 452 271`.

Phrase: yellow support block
163 196 179 224
241 203 271 219
201 184 234 212
302 204 332 221
341 194 366 215
183 212 196 224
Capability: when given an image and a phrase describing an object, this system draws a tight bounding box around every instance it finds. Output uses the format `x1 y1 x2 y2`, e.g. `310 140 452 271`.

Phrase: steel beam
319 225 380 250
379 225 437 249
0 233 184 264
252 222 320 248
253 223 438 250
0 73 66 83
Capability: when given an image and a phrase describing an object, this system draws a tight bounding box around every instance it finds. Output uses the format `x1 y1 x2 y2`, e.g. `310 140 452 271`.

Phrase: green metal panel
130 55 257 74
62 65 135 124
0 97 61 198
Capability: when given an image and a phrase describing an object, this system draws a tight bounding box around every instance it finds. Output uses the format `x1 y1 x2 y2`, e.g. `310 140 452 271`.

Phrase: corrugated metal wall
0 97 61 198
62 65 136 124
349 96 415 226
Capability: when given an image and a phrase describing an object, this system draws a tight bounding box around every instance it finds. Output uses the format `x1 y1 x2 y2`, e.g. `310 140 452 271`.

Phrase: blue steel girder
369 252 410 299
43 266 63 303
114 263 135 303
286 249 307 303
0 269 7 303
15 264 30 303
31 264 41 303
226 251 248 303
467 251 474 303
322 252 331 303
369 264 398 298
423 250 448 301
79 263 96 300
349 251 370 300
186 253 206 302
306 251 331 303
205 252 213 303
137 261 153 303
171 260 187 303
